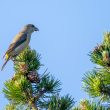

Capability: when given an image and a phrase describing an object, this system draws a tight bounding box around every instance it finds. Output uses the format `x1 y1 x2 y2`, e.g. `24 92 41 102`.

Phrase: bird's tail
1 57 10 71
3 52 7 59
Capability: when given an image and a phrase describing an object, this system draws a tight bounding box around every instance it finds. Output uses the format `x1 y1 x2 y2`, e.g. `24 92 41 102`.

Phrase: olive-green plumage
1 24 39 71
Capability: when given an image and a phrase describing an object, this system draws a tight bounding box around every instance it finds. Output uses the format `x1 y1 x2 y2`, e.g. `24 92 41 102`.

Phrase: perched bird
1 24 39 70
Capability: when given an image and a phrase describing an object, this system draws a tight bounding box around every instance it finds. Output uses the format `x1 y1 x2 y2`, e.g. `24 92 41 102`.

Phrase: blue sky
0 0 110 109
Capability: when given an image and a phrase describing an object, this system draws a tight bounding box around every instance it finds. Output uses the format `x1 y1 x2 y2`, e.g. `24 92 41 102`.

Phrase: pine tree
3 46 74 110
73 32 110 110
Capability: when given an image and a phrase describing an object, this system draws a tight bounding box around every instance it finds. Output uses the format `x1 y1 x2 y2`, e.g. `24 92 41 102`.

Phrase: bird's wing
5 33 27 55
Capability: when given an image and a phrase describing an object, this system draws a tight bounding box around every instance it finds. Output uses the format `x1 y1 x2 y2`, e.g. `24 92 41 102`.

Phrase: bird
1 24 39 71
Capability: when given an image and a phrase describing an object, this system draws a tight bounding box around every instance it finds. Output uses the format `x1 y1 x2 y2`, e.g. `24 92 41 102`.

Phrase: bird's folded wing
6 33 27 54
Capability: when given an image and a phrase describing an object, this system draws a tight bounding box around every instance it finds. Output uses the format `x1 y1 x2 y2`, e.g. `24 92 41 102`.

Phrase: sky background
0 0 110 109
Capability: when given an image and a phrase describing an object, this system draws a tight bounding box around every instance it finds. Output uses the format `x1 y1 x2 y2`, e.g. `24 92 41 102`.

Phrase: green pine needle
72 99 105 110
3 75 32 104
82 69 110 101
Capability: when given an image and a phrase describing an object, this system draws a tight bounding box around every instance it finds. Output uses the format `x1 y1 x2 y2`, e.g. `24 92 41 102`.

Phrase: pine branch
3 47 74 109
47 94 74 110
90 32 110 67
72 99 105 110
82 69 110 101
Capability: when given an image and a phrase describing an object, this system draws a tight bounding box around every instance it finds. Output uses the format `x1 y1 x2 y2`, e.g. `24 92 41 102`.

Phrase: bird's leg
11 54 20 62
12 57 24 63
12 58 17 63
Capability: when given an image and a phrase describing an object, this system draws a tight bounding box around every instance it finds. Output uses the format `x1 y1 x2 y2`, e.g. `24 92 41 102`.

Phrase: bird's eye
31 25 35 27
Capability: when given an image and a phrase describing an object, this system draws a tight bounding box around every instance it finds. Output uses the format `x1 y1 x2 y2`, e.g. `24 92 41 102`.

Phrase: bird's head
23 24 39 33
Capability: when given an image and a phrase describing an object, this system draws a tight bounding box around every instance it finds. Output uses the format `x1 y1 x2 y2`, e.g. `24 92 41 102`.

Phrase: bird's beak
35 27 39 31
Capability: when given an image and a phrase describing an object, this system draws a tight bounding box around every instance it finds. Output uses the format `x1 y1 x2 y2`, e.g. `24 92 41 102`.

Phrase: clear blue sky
0 0 110 109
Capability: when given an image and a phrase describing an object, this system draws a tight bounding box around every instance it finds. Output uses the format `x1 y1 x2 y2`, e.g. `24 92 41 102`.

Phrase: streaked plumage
1 24 39 70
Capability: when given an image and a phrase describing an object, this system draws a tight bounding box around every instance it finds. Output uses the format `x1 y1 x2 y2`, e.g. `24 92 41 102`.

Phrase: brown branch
34 88 46 101
28 88 46 110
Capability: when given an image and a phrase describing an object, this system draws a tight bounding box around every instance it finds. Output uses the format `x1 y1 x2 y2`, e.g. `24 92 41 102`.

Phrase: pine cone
27 71 40 83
